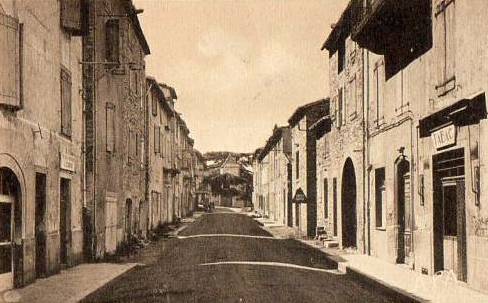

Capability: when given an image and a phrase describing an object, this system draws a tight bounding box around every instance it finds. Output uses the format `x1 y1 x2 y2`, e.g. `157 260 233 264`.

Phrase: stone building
257 126 292 226
145 77 177 230
288 100 328 237
322 3 366 250
82 0 150 259
0 0 84 290
252 148 264 212
324 0 488 293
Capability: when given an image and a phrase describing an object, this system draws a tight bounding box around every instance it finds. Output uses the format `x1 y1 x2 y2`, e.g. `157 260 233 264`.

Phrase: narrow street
82 211 402 303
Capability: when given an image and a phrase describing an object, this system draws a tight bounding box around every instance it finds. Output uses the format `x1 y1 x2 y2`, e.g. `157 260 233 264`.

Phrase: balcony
352 0 431 57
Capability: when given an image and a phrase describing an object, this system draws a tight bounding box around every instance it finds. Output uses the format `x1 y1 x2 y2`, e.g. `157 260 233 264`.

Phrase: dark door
125 199 132 241
341 159 357 248
35 173 47 277
333 178 338 237
295 203 300 226
59 178 71 265
397 159 412 264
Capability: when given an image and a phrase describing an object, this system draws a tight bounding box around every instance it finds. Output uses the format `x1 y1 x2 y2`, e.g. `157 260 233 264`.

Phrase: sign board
293 188 307 203
432 124 456 150
60 152 76 172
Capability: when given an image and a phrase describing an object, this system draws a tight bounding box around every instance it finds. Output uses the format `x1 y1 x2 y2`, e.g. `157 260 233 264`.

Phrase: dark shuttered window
60 68 72 137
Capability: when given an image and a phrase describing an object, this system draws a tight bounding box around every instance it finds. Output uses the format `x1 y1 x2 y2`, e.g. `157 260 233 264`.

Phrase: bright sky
134 0 349 153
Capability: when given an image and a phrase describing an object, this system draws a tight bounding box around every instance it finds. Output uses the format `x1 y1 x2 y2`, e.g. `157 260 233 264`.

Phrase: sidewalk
1 263 138 303
260 221 488 303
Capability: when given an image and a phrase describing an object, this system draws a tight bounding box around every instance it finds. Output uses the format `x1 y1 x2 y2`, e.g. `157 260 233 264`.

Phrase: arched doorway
341 158 357 248
0 167 22 290
396 157 411 264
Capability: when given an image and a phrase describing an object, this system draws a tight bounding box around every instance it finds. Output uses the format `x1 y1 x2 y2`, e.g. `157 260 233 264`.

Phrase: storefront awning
419 92 487 138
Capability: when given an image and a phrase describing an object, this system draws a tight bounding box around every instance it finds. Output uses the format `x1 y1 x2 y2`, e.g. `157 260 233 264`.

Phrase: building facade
82 0 150 259
0 0 84 290
289 100 328 237
256 126 292 226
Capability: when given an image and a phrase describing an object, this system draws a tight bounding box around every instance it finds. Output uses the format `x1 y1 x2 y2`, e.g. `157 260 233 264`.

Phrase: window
160 129 164 158
106 103 115 152
338 37 345 74
435 0 455 96
60 68 72 137
0 12 21 109
151 91 158 116
154 125 160 154
295 151 299 179
348 76 357 118
323 178 328 219
60 0 82 34
130 69 138 96
373 60 385 127
105 19 120 64
375 168 386 229
324 136 330 158
127 128 132 162
337 88 344 127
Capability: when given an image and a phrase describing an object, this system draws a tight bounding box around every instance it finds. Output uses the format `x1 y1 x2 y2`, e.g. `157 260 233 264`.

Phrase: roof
321 0 360 52
287 99 329 127
146 77 174 116
258 126 289 161
123 0 150 55
160 83 178 101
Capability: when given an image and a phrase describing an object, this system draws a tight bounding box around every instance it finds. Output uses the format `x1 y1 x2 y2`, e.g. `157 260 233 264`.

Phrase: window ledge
375 227 386 231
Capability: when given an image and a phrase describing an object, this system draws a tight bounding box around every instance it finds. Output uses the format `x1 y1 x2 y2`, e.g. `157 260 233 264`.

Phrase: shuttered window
106 103 115 152
373 60 385 127
160 130 164 158
435 0 456 96
152 91 158 116
0 12 21 108
60 0 82 34
337 88 343 127
323 178 328 219
154 125 160 154
60 68 72 137
105 19 120 64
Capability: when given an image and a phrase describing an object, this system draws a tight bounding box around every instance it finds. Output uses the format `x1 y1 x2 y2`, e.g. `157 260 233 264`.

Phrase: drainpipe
365 49 371 255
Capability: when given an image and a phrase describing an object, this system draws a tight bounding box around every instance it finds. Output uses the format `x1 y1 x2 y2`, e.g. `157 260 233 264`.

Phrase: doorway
295 203 300 227
125 199 133 241
59 178 71 265
35 173 47 277
0 167 22 291
396 158 412 264
433 148 467 282
341 158 357 248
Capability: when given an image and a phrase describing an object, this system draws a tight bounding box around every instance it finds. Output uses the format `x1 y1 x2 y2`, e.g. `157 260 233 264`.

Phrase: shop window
60 68 72 137
435 0 455 96
105 19 120 64
375 168 386 228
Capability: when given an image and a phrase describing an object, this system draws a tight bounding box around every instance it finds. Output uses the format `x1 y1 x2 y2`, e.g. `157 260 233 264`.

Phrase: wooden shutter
435 0 455 95
60 69 72 137
0 12 20 108
106 103 115 152
105 19 120 64
160 130 164 158
60 0 82 33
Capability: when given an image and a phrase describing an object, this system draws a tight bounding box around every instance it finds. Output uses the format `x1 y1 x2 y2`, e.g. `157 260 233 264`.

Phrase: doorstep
2 263 138 303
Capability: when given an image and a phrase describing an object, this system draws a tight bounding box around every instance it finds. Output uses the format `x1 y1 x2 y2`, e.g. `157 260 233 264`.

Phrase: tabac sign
293 188 307 203
60 152 76 172
432 124 456 150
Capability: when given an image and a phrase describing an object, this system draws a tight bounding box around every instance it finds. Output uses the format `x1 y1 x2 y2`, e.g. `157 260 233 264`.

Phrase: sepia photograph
0 0 487 302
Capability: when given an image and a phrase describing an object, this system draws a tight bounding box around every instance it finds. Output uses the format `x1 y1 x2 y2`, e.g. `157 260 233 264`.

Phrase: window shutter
160 130 163 158
106 103 115 152
445 1 456 84
60 69 72 137
0 12 20 108
60 0 82 33
105 19 120 64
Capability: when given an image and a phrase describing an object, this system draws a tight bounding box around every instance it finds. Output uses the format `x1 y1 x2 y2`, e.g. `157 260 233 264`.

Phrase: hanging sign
432 124 456 150
293 188 307 203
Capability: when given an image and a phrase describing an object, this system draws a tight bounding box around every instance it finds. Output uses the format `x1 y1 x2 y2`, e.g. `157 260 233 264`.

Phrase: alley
82 212 403 303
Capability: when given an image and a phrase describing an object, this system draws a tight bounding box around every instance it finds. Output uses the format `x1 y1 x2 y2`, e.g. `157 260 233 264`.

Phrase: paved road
82 212 401 303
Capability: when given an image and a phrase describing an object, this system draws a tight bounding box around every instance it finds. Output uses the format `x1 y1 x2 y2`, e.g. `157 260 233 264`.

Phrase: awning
419 92 487 138
292 188 307 204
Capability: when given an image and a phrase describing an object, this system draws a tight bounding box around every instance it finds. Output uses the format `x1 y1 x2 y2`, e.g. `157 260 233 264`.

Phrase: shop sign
432 124 456 150
60 152 76 172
